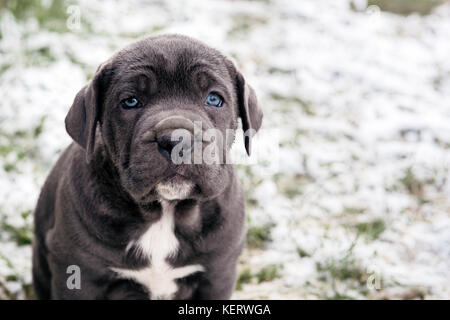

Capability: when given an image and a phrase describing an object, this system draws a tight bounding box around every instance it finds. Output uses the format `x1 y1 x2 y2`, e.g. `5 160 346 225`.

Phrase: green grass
236 268 253 290
324 292 357 300
275 173 312 199
367 0 444 15
269 92 316 116
235 264 283 290
399 167 435 204
0 116 46 158
354 218 386 240
315 234 375 299
33 116 46 138
343 206 366 215
255 264 283 283
0 250 35 299
317 259 366 284
400 167 424 196
0 0 69 32
296 246 310 258
316 257 369 299
25 47 57 67
1 216 33 246
267 67 297 75
246 222 274 249
3 162 16 172
228 13 267 37
0 208 34 298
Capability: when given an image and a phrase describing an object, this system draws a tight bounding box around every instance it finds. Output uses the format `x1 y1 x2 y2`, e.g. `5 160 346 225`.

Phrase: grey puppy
32 34 263 300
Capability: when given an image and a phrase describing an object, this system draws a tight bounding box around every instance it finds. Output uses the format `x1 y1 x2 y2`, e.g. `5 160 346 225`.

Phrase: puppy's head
65 35 263 203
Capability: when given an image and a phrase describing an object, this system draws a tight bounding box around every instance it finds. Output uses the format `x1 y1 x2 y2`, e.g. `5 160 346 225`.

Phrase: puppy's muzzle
143 116 199 161
157 133 193 160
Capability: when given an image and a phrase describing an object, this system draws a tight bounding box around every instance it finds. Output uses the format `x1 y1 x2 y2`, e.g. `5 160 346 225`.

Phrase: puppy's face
65 35 262 204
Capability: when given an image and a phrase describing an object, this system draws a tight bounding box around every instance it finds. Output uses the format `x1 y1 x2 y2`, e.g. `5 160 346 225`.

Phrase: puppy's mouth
155 175 195 201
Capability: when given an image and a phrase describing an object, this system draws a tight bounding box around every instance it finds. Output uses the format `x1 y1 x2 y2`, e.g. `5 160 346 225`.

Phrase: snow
0 0 449 299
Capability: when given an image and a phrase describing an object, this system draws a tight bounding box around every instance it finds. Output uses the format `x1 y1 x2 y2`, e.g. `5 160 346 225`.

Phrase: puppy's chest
111 200 203 300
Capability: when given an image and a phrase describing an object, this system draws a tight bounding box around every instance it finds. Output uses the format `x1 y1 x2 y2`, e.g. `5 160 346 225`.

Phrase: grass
275 173 311 199
0 0 70 32
236 268 253 290
343 206 366 215
267 67 297 75
0 0 446 301
399 167 435 204
246 222 274 249
315 234 375 299
25 46 57 67
354 218 386 240
351 0 444 15
400 167 424 196
0 116 46 173
296 246 310 258
228 13 267 37
269 92 316 116
1 213 33 246
0 250 35 299
316 256 369 299
317 258 366 285
236 264 283 290
33 116 46 138
255 264 283 283
367 0 444 15
0 113 41 298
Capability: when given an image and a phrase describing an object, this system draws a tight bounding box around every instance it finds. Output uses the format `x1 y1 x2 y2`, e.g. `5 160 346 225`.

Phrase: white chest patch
111 201 204 300
156 178 194 200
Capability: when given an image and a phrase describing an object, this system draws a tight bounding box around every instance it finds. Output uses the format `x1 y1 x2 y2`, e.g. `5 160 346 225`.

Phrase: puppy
32 34 263 299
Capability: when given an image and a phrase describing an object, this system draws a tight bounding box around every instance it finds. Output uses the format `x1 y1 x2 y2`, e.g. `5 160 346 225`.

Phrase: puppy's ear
65 63 111 162
235 71 263 156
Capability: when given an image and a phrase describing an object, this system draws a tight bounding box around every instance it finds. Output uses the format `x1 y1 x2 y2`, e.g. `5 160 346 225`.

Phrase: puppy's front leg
194 254 241 299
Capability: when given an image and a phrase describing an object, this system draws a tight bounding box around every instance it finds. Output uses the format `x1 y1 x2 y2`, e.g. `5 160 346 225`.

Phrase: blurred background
0 0 449 299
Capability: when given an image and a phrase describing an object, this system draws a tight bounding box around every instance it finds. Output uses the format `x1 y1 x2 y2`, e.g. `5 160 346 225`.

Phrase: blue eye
205 93 223 107
122 97 141 109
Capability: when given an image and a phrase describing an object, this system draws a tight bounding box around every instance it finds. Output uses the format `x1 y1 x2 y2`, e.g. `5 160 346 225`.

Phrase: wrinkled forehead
108 37 233 94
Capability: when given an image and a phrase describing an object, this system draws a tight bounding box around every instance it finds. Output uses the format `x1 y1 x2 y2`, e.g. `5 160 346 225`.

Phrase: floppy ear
65 64 109 162
235 71 263 156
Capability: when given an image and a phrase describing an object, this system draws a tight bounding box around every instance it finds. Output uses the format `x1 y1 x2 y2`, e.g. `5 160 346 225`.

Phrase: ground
0 0 449 299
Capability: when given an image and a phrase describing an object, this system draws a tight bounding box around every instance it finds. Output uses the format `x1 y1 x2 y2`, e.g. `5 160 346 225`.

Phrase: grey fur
32 34 263 300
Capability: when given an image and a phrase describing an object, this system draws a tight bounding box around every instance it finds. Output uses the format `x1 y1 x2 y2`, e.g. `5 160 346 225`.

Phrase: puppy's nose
157 135 180 160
